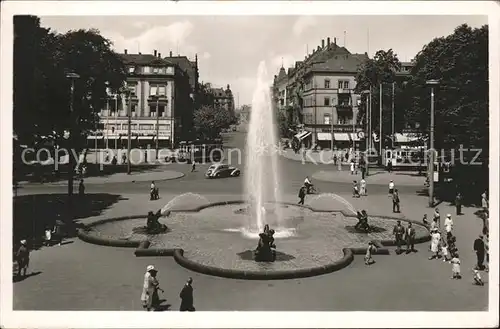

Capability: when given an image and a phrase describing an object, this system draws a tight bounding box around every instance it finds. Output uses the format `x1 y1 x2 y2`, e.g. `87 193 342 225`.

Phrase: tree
193 105 233 139
403 24 488 151
355 49 403 142
13 16 127 150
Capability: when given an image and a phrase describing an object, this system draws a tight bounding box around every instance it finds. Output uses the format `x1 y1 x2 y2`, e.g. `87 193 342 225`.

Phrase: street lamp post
154 91 160 160
426 79 439 207
126 90 132 175
330 96 337 151
361 89 371 176
65 72 80 198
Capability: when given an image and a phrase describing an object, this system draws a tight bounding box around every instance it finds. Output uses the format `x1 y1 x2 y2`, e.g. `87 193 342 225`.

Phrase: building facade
94 50 197 149
211 84 235 116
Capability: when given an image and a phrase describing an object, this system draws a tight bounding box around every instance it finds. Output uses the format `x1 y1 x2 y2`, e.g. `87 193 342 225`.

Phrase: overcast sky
40 15 487 106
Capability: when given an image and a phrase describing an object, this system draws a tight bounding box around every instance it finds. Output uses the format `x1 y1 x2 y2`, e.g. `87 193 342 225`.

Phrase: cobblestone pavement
12 132 488 311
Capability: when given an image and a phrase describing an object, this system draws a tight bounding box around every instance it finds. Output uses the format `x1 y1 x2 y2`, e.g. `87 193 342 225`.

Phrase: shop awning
350 133 361 142
87 135 103 140
294 131 312 140
138 136 153 140
158 136 171 140
334 133 350 141
395 133 419 143
317 133 332 141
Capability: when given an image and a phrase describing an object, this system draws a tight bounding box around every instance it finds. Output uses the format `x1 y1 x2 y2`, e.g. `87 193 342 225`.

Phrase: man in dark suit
405 222 416 253
392 220 405 254
473 235 485 270
180 277 195 311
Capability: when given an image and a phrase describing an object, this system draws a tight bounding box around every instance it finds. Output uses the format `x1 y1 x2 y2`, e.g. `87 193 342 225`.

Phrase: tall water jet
244 61 284 233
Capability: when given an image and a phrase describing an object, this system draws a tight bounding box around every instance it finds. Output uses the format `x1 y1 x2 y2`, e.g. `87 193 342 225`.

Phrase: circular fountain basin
87 203 428 273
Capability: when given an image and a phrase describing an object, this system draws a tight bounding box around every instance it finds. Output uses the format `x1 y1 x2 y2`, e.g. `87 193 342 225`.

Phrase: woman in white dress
429 229 441 260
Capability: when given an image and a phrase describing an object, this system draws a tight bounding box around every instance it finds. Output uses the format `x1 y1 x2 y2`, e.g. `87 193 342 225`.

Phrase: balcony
337 88 351 95
336 103 353 112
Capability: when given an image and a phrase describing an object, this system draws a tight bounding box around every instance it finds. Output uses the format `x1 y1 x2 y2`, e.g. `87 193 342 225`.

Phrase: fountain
244 61 285 236
160 193 210 214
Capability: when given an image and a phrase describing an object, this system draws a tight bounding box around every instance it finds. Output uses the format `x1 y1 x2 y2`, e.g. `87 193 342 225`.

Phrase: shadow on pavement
13 193 127 251
17 163 163 184
13 271 42 283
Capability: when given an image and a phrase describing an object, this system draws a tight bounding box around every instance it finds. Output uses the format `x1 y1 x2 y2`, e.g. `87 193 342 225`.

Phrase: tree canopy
14 15 127 148
193 105 234 139
403 24 488 151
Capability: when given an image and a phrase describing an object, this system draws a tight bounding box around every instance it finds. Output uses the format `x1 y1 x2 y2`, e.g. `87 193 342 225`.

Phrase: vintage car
205 163 240 179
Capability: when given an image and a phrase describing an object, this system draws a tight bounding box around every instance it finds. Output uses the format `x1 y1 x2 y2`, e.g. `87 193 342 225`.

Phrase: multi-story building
94 49 196 149
211 84 235 117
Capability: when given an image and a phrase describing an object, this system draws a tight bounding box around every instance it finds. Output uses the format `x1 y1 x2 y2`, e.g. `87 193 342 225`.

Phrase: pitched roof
119 53 172 66
310 52 368 74
211 87 226 98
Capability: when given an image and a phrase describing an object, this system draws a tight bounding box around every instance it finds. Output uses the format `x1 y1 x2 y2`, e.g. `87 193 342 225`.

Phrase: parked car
205 163 240 179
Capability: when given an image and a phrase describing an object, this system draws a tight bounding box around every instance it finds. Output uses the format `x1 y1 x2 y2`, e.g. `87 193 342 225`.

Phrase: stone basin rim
76 200 431 280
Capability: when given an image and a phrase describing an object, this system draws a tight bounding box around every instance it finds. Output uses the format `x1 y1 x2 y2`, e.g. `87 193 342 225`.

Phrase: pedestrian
433 208 441 229
44 226 52 246
473 269 484 286
191 161 196 172
441 239 451 262
78 179 85 197
388 180 395 196
481 191 488 215
392 220 405 254
405 222 416 253
392 189 400 213
122 153 127 165
444 214 453 239
473 235 485 270
450 253 461 279
484 232 489 272
352 180 360 198
298 185 306 205
429 229 441 260
364 241 377 265
52 221 63 246
360 178 367 196
333 154 337 166
455 192 462 215
387 159 393 173
422 214 429 226
179 277 195 311
15 240 30 278
141 265 163 311
350 160 355 175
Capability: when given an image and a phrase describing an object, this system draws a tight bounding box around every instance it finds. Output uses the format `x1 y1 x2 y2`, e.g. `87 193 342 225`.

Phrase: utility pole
330 96 336 151
127 91 132 175
155 90 160 160
426 79 439 207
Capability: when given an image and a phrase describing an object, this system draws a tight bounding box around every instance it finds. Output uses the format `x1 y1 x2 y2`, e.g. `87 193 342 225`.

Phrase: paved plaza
13 132 488 311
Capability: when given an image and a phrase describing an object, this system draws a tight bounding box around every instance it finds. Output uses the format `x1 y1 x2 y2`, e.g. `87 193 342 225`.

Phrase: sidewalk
313 169 426 186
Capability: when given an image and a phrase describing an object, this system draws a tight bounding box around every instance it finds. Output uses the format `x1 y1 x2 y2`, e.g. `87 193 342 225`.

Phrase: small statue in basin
254 224 276 262
146 210 168 234
354 210 371 232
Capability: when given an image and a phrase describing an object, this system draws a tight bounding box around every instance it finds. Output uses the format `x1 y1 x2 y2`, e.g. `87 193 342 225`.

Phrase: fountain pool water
309 193 358 215
244 61 284 236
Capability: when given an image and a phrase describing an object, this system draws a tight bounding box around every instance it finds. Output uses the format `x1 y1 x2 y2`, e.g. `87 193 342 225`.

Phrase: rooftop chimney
334 37 337 45
317 46 320 51
169 51 173 57
327 37 331 46
139 52 142 55
124 49 128 54
154 50 157 57
321 39 325 48
158 52 161 58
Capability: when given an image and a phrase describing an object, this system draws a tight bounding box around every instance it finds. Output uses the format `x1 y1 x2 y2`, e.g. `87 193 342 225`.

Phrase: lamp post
154 91 160 160
426 79 439 207
126 90 132 175
361 89 371 175
65 72 80 198
330 96 337 151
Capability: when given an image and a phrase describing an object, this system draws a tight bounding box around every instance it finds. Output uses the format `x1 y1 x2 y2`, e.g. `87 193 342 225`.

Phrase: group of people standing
141 265 195 312
392 220 417 254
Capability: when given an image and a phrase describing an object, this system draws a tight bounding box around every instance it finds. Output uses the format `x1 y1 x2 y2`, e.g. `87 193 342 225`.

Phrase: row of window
100 105 168 117
303 97 353 107
104 123 171 131
128 66 174 75
125 84 169 96
302 113 353 125
305 80 350 90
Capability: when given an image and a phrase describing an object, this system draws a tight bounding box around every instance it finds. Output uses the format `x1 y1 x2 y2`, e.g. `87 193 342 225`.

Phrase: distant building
211 84 235 117
94 49 196 149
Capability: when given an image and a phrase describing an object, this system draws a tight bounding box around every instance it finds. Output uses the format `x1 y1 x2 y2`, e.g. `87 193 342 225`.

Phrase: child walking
441 240 450 262
364 241 377 265
450 253 461 279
